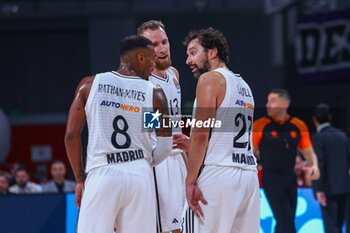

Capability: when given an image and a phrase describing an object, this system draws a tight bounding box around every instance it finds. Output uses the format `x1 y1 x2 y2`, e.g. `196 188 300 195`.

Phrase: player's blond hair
137 20 165 35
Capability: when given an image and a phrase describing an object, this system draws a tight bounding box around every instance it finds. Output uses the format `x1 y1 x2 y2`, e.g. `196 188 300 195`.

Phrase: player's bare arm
299 147 320 180
151 85 174 166
153 85 171 137
186 72 225 217
64 76 94 207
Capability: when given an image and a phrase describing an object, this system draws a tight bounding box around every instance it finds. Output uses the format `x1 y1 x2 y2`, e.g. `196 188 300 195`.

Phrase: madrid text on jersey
232 153 256 165
106 149 144 164
98 83 146 102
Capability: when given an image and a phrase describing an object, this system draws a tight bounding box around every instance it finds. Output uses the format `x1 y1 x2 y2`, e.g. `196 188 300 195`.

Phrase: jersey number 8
111 115 131 149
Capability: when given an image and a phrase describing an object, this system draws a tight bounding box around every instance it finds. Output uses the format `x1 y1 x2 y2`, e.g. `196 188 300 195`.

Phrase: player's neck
210 60 226 71
117 63 139 78
151 69 167 80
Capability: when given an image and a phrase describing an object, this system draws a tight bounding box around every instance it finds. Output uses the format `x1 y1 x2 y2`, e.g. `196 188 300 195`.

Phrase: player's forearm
186 132 208 185
65 134 85 182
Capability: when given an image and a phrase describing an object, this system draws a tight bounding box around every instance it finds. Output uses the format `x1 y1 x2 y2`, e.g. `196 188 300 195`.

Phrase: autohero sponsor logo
143 110 222 129
100 100 140 112
235 99 254 110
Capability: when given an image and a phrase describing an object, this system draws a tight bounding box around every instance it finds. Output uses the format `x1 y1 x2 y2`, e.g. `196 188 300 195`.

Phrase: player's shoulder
81 75 95 84
199 70 224 82
77 75 95 93
169 66 180 80
196 72 219 90
197 72 225 93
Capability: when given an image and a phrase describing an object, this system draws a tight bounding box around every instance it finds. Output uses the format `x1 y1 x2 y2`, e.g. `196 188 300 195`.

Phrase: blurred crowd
0 160 75 195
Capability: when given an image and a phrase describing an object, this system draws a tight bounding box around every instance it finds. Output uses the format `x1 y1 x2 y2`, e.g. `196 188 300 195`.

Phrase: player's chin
193 71 202 79
156 59 171 70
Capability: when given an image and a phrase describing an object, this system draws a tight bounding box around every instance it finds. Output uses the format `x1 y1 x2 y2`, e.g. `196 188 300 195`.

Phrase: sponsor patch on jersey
172 78 181 90
235 99 254 109
100 100 140 112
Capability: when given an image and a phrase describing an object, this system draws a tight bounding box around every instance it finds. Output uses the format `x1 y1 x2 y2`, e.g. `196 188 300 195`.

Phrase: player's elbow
64 129 79 145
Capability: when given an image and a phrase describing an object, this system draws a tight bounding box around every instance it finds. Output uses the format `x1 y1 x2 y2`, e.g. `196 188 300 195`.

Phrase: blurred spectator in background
295 154 306 186
41 160 75 193
0 172 12 195
9 168 42 194
9 162 26 186
312 103 350 233
294 154 312 187
253 88 319 233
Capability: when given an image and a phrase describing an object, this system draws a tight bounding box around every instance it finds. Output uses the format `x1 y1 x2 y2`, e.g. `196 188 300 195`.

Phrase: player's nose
186 56 192 65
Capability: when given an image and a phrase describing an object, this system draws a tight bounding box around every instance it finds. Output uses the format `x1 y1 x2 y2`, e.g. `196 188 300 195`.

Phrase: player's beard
156 56 172 70
193 59 210 79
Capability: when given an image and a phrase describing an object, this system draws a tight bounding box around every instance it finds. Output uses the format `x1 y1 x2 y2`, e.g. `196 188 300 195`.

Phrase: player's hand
308 164 320 180
186 183 208 220
75 181 84 208
173 134 190 152
316 192 327 207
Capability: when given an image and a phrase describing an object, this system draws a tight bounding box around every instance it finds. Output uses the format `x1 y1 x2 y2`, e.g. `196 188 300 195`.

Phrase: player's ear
136 51 145 64
208 47 218 59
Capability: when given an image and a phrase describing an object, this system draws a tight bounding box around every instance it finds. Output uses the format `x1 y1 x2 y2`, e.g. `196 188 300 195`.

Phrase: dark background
0 0 349 132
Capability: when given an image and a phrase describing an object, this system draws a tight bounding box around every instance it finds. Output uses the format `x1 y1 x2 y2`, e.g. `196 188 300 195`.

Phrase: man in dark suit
312 103 350 233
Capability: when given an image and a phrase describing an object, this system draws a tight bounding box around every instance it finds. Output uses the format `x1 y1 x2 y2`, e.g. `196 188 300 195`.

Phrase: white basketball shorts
154 154 187 232
181 166 260 233
77 160 156 233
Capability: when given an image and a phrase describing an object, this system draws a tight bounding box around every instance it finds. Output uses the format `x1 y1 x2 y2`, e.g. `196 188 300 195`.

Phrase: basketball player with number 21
181 27 260 233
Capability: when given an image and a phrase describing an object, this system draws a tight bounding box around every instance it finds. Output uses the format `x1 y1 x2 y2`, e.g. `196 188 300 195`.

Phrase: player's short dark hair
137 20 165 35
183 27 230 65
270 88 291 102
314 103 331 124
120 35 153 56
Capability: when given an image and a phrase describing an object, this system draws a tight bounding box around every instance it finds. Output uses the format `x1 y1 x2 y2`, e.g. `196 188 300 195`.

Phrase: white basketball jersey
149 67 182 134
197 67 257 170
84 71 155 172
